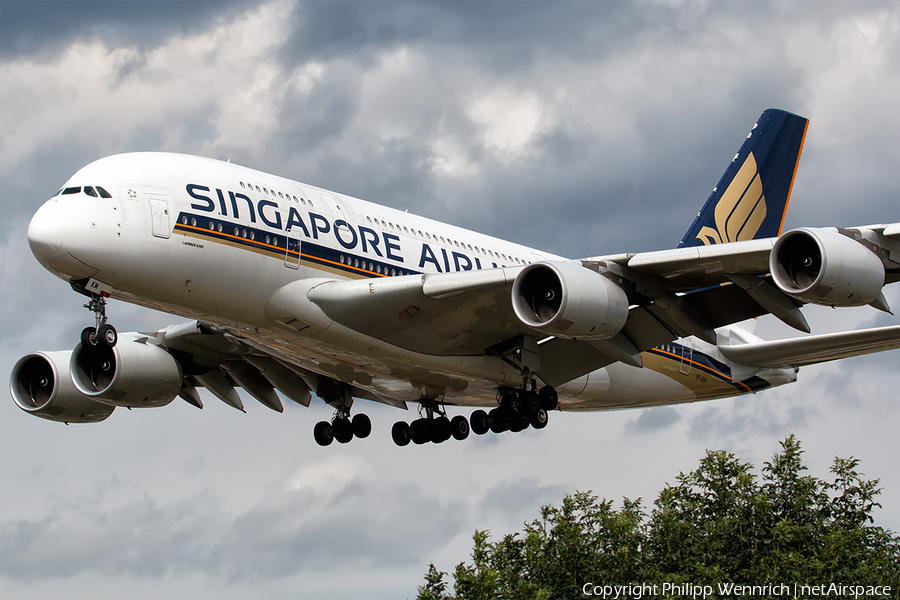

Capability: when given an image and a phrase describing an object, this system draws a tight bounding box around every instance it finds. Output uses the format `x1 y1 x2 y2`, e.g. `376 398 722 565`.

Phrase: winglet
679 109 809 248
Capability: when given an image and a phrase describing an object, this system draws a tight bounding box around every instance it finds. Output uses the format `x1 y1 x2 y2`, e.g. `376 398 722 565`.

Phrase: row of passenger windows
338 255 406 276
180 215 280 246
238 181 315 207
236 179 527 265
55 186 112 198
362 215 528 264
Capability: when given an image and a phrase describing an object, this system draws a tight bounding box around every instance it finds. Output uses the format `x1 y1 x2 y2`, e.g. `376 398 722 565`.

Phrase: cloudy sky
1 1 898 597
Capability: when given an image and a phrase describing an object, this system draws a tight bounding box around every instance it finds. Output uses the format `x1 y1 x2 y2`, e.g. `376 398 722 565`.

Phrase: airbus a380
11 109 900 446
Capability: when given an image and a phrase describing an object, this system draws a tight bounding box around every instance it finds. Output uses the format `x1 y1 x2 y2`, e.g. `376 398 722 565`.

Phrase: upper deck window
96 186 112 198
61 187 81 195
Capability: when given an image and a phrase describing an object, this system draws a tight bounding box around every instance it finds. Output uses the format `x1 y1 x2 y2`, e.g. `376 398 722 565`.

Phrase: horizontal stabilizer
719 325 900 369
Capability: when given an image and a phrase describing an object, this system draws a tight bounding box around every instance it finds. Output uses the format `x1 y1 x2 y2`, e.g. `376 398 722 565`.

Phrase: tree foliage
416 436 900 600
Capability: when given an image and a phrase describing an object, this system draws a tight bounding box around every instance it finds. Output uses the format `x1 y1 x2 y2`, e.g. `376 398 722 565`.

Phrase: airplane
10 109 900 447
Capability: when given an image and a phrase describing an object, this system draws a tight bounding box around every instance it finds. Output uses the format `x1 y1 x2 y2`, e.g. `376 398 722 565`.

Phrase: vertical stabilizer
679 109 809 248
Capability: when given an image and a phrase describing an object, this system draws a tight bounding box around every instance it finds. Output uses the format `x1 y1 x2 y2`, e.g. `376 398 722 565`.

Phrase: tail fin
679 109 809 248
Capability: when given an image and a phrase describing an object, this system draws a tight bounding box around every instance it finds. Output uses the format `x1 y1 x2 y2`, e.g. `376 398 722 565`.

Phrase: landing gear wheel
530 408 549 429
81 327 101 349
470 410 489 435
392 421 411 446
450 415 470 440
352 414 372 439
410 418 430 445
509 411 529 433
332 418 353 444
98 323 117 348
539 386 558 411
521 390 540 414
313 421 334 446
432 416 451 443
488 408 508 434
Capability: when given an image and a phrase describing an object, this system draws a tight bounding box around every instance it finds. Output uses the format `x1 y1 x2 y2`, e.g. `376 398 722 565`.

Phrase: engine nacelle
71 334 183 407
770 227 885 307
10 351 115 423
511 261 629 339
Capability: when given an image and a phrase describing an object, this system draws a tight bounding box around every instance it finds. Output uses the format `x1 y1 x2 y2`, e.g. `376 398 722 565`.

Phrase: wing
718 325 900 369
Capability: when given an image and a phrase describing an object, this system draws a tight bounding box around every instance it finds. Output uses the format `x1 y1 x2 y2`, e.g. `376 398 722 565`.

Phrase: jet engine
70 334 183 407
511 261 629 339
770 227 885 307
10 351 115 423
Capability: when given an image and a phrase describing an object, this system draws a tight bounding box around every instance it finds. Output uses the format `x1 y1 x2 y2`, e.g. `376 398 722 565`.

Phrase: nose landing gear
81 294 117 349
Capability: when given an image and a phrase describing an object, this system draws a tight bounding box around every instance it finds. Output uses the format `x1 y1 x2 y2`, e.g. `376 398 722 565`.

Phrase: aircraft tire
392 421 411 446
352 413 372 439
488 408 507 434
432 416 451 443
333 418 353 444
81 326 100 350
451 415 470 440
521 390 540 414
410 418 430 445
539 386 558 411
470 410 489 435
531 408 549 429
314 421 334 446
98 323 117 348
509 411 528 432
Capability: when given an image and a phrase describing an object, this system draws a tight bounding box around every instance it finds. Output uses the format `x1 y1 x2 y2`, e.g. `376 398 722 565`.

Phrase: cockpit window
61 187 81 195
96 186 112 198
52 188 63 197
84 186 98 197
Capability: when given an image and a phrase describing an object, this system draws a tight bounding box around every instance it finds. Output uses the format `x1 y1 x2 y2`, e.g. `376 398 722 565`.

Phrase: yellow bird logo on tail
696 152 767 245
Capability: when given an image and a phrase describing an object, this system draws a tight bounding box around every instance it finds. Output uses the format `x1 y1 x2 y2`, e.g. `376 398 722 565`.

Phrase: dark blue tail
679 109 809 248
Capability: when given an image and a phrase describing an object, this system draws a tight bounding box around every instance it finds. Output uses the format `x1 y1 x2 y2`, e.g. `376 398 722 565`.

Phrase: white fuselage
27 153 796 410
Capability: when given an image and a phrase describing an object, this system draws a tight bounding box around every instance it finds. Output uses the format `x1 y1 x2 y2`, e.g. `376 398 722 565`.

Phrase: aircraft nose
27 201 66 262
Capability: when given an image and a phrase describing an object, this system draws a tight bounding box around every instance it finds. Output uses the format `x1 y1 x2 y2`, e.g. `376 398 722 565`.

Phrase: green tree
419 436 900 599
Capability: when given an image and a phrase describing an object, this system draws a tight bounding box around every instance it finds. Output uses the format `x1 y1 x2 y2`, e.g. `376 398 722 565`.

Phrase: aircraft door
149 196 171 239
284 230 301 269
679 343 693 375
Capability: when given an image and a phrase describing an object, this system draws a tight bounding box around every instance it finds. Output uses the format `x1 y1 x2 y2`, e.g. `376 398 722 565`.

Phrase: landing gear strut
81 294 117 349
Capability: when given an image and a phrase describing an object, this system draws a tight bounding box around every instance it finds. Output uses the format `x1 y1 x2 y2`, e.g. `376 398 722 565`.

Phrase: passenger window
62 187 81 195
84 186 98 197
96 186 112 198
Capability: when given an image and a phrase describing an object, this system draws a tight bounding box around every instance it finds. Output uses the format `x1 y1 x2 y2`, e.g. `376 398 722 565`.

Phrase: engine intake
511 261 629 339
71 334 183 407
770 227 885 307
10 351 115 423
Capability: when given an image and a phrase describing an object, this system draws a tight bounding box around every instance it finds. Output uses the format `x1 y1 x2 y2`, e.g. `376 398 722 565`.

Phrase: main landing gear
469 386 557 437
313 406 372 446
80 294 117 350
391 401 471 446
390 386 558 447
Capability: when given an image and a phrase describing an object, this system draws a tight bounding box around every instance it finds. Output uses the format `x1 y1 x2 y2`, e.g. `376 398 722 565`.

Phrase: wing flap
719 325 900 369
